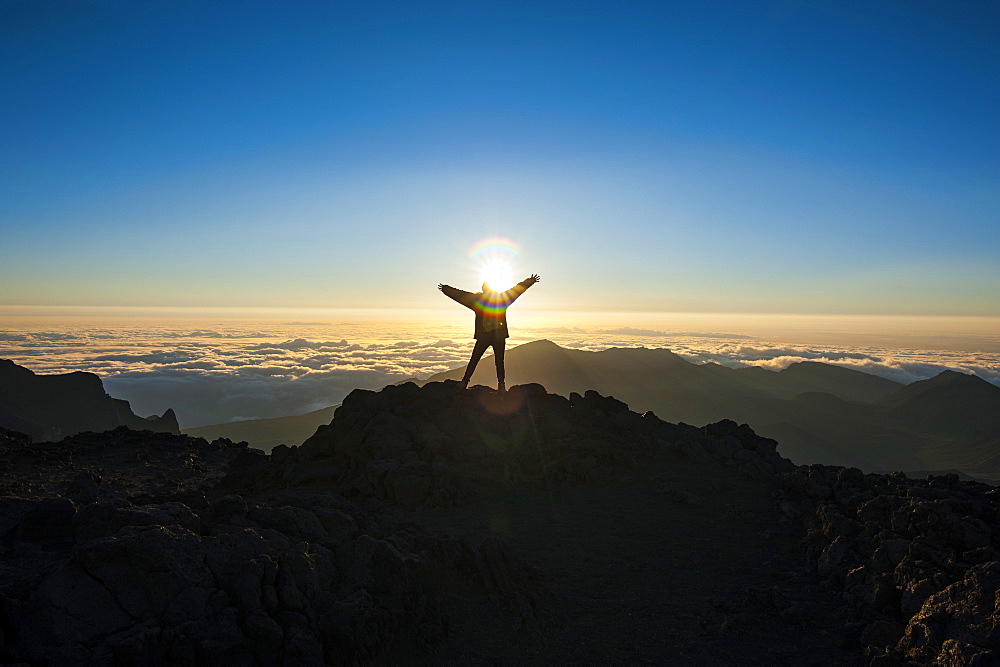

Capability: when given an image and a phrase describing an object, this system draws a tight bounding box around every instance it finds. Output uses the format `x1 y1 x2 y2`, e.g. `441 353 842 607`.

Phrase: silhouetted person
438 274 540 391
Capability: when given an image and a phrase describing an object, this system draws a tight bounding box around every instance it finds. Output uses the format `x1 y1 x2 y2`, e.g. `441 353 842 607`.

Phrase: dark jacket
440 279 534 339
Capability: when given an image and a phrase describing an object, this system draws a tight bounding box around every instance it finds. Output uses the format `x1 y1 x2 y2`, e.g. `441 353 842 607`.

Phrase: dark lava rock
781 464 1000 663
1 379 996 664
0 385 583 664
275 381 795 505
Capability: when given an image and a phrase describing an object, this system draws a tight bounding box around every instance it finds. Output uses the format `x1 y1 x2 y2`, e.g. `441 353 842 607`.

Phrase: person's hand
438 284 446 291
528 274 540 284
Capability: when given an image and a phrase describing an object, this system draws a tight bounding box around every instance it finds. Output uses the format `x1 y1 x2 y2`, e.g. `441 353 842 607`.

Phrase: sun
469 236 522 292
479 257 514 292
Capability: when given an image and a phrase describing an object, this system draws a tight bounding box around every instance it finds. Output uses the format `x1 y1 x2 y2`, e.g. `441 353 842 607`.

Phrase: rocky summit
1 381 998 664
283 381 794 503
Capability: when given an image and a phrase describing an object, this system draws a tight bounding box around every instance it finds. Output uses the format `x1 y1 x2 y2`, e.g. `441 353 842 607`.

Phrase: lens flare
469 237 522 291
469 236 523 262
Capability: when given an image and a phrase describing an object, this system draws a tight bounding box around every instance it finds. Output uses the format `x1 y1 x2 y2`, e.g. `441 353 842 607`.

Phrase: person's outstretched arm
502 274 540 304
438 284 477 308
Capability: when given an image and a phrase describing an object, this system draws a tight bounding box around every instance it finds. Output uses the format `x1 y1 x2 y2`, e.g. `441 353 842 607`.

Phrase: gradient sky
2 0 998 316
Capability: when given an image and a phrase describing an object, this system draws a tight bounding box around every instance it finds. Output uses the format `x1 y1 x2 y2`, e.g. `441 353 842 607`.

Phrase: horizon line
2 304 1000 321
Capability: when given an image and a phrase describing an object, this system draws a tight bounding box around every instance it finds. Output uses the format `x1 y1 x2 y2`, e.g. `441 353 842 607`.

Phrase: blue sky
2 0 998 315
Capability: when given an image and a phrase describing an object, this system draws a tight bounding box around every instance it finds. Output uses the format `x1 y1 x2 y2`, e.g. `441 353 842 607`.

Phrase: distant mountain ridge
0 359 178 441
8 343 999 483
877 369 1000 436
423 340 1000 481
183 405 336 452
736 360 903 403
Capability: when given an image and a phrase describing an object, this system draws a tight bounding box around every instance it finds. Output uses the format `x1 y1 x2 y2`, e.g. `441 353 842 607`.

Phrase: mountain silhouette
739 360 902 402
425 340 902 416
422 341 1000 481
188 341 916 461
0 359 178 441
183 405 336 452
2 380 999 663
877 370 1000 436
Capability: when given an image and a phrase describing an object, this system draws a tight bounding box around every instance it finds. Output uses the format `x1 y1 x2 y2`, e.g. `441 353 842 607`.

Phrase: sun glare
479 258 514 292
469 236 522 292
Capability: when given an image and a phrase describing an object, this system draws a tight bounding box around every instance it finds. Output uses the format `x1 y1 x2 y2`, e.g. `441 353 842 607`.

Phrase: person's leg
460 338 490 388
493 339 506 391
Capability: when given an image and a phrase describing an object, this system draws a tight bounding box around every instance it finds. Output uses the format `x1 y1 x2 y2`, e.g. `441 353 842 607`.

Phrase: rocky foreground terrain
1 382 998 664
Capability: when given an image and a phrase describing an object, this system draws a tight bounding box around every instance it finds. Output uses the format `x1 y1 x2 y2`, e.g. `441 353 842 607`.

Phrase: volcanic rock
782 465 1000 663
281 381 794 504
0 379 997 664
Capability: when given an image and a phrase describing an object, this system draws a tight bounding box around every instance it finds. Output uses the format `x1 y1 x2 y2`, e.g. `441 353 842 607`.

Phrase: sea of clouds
2 320 998 428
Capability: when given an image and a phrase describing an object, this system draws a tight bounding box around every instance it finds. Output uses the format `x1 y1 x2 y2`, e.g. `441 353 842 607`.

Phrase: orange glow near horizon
3 306 1000 356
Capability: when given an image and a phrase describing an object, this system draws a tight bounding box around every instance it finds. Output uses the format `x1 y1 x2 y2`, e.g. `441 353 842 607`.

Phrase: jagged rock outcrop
0 358 179 440
276 381 795 505
1 379 997 664
780 465 1000 663
0 426 541 665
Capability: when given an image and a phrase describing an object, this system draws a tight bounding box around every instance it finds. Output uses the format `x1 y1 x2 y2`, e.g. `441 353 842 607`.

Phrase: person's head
481 281 492 294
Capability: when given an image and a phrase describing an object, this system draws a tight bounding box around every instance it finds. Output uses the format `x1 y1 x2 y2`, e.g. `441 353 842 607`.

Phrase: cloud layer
2 319 998 428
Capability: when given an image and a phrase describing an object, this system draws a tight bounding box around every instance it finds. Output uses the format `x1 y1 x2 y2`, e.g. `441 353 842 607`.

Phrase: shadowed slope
0 359 178 441
2 382 1000 663
183 405 336 453
877 370 1000 436
738 360 903 402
